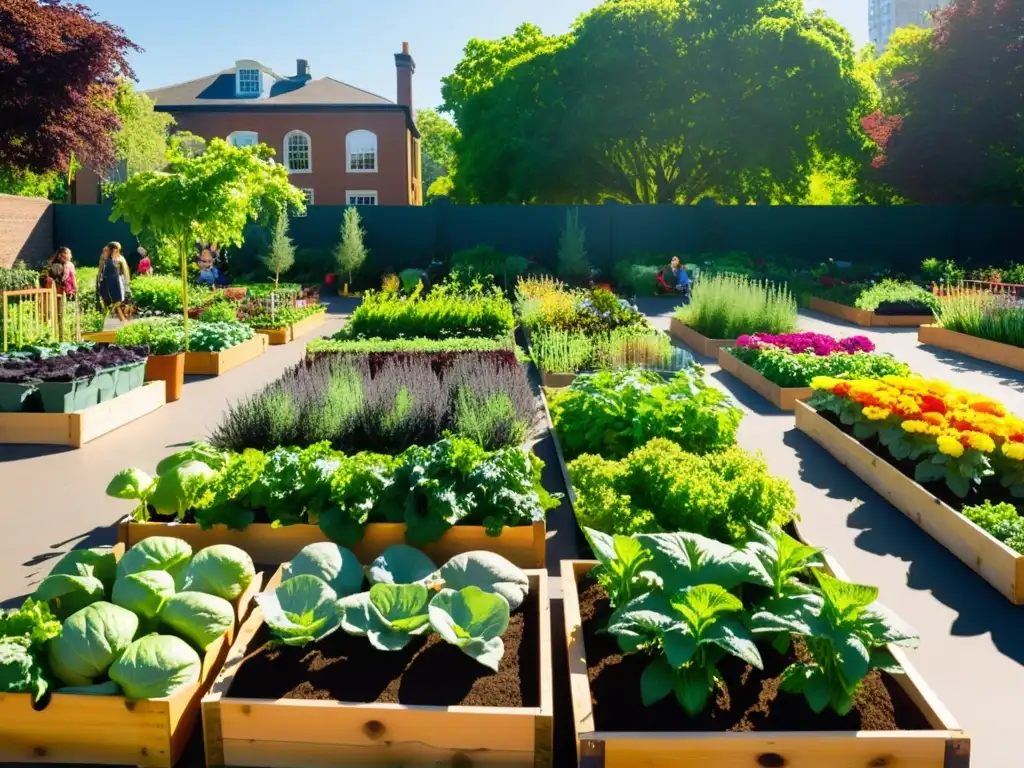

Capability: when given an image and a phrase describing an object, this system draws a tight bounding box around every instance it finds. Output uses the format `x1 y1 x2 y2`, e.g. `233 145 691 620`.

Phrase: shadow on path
918 344 1024 393
709 369 789 419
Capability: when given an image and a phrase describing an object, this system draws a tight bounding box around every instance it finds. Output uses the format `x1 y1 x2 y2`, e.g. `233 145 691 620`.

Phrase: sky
80 0 868 111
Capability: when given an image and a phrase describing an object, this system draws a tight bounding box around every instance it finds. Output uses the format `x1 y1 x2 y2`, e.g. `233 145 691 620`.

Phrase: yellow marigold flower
1002 443 1024 461
921 412 947 428
925 380 953 396
936 435 965 458
896 395 921 415
810 376 841 391
901 420 931 434
862 406 891 421
960 431 996 453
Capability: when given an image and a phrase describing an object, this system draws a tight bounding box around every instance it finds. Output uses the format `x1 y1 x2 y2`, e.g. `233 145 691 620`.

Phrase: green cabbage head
48 602 139 686
112 570 176 620
184 544 255 601
117 537 193 588
159 592 234 650
108 634 201 699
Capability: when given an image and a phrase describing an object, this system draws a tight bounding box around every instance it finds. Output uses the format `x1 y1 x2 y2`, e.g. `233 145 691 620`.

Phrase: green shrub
450 245 505 281
200 300 240 323
343 285 515 340
114 318 185 355
568 438 796 542
854 280 939 314
920 258 965 285
675 274 797 339
131 275 214 314
549 368 741 460
937 292 1024 347
0 268 40 292
728 347 911 388
530 326 690 374
962 500 1024 553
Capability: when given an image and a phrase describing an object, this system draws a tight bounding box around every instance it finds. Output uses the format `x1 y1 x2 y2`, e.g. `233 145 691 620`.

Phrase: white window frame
346 130 378 173
236 68 261 96
292 188 314 217
283 130 312 173
228 131 259 148
346 190 378 206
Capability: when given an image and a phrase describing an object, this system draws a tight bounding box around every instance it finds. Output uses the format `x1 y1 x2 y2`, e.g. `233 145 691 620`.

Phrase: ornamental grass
674 274 797 339
937 291 1024 348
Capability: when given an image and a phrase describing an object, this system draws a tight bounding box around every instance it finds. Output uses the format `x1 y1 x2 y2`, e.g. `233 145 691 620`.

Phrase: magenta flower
736 332 874 356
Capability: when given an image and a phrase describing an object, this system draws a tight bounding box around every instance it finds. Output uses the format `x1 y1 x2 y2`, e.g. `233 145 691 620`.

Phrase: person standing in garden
656 256 690 296
56 248 77 300
136 246 152 276
97 241 131 321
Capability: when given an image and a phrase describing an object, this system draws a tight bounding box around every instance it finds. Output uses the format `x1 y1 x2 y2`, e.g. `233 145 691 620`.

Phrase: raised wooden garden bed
717 347 813 411
202 569 553 768
0 380 165 448
184 334 268 376
919 325 1024 373
256 311 326 346
0 545 263 768
255 326 289 345
145 353 184 402
809 297 933 328
668 317 731 358
560 558 968 768
117 519 547 569
541 371 577 389
81 330 118 343
795 399 1024 604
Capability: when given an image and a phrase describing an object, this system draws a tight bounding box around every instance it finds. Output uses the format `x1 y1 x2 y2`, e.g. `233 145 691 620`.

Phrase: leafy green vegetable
50 547 118 590
156 442 230 474
438 551 529 611
0 637 50 702
367 545 438 586
108 634 202 699
31 573 107 621
117 537 193 588
48 602 139 686
159 592 235 650
584 527 654 610
57 681 121 696
105 468 155 501
728 347 910 389
284 543 365 597
183 544 255 601
0 599 61 647
112 570 176 621
340 583 432 651
147 461 219 520
255 575 343 647
428 586 510 671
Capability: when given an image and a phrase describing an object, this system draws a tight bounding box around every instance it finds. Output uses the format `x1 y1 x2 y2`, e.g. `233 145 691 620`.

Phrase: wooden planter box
145 353 185 403
184 334 268 376
809 297 933 328
254 327 289 345
560 559 968 768
81 329 118 343
919 324 1024 373
795 400 1024 603
668 317 731 358
0 545 262 768
0 380 165 448
117 519 547 569
202 570 553 768
288 310 326 341
717 348 813 411
541 371 577 389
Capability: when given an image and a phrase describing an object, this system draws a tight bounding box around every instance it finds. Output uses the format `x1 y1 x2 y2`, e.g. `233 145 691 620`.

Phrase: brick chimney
394 42 415 115
296 59 310 78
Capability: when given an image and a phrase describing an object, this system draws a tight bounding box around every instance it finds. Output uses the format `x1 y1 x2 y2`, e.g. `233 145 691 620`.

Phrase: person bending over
656 256 690 295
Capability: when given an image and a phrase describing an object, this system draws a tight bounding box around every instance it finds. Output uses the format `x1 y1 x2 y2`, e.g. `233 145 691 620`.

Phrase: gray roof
145 70 394 108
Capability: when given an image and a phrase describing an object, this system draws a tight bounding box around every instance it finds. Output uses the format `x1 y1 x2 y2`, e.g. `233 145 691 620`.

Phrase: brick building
74 43 422 207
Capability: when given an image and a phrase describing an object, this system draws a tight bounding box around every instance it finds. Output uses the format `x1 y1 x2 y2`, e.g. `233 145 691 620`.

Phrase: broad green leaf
48 602 139 686
255 575 342 647
159 592 234 650
803 667 831 714
778 663 812 694
671 584 743 626
861 604 919 647
640 657 674 706
439 551 529 610
869 648 904 675
583 527 616 564
367 545 438 585
945 471 970 498
428 587 510 671
368 583 431 630
830 687 855 716
814 571 878 621
749 593 827 637
32 574 106 621
606 592 676 653
635 532 756 593
702 617 763 670
284 542 365 598
673 664 714 717
108 634 201 699
118 537 193 588
50 548 118 593
184 544 255 601
105 468 155 500
112 571 176 620
833 631 871 689
914 460 946 484
661 627 697 669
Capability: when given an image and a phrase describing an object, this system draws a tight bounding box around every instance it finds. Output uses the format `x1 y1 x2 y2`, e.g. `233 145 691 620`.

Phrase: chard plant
584 527 654 609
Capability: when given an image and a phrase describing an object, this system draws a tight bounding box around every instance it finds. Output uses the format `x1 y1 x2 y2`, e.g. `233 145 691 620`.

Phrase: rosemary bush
938 291 1024 347
674 274 797 339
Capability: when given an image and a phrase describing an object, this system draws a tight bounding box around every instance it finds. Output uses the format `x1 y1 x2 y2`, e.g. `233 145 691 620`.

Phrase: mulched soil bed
578 577 933 733
228 590 539 708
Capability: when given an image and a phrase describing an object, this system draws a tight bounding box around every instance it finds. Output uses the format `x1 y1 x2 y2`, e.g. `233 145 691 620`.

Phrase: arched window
284 130 312 173
227 131 258 148
346 130 378 173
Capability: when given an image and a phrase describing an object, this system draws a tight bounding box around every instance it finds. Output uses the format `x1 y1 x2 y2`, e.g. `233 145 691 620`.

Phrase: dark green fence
53 202 1024 275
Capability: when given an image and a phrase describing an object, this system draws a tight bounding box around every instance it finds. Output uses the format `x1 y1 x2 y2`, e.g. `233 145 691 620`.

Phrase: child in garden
136 246 152 275
57 248 77 299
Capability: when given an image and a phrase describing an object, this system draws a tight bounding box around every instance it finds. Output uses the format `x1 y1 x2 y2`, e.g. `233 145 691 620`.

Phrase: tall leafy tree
447 0 874 205
415 108 460 196
111 138 305 348
263 215 296 288
864 0 1023 204
0 0 138 175
110 81 176 179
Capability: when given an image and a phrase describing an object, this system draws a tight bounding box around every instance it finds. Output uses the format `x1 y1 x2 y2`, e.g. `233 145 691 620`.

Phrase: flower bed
107 439 558 568
210 352 536 454
0 538 263 767
202 544 552 767
799 375 1024 601
561 529 966 767
0 344 148 414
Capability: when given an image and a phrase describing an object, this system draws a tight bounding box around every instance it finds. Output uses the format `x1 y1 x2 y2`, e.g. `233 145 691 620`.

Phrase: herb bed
561 560 967 768
919 324 1024 373
795 400 1024 603
202 570 553 768
809 297 934 328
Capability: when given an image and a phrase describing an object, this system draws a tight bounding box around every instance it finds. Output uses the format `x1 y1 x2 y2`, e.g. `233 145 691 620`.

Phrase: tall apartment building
869 0 945 50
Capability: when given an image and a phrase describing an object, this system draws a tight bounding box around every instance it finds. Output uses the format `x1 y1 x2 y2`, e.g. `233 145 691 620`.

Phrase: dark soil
578 579 933 733
873 300 934 317
228 590 539 708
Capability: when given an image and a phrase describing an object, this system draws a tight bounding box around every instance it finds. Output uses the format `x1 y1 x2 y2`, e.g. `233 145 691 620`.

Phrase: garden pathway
2 296 1023 765
638 296 1024 768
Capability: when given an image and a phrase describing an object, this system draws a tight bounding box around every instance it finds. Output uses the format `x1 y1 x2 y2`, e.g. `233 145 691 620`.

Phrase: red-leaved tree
863 0 1023 204
0 0 139 175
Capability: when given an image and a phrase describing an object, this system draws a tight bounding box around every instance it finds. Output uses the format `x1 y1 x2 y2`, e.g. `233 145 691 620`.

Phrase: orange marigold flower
920 395 948 414
833 381 852 397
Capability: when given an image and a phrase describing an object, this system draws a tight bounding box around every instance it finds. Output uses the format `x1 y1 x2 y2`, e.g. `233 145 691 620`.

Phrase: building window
346 130 378 173
237 68 261 95
347 190 377 206
228 131 258 148
292 188 314 217
284 131 312 173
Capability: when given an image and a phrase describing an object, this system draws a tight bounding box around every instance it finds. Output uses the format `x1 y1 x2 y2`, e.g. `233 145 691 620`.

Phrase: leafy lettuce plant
750 570 919 716
108 634 202 699
340 583 433 650
0 599 62 703
428 586 510 671
31 546 118 620
255 575 344 647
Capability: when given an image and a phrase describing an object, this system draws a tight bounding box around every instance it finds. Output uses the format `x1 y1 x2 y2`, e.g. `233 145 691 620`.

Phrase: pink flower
741 332 875 356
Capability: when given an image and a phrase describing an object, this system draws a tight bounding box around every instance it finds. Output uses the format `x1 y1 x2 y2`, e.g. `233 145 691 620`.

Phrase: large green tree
110 81 176 179
863 0 1022 204
110 137 305 348
415 108 460 198
446 0 875 205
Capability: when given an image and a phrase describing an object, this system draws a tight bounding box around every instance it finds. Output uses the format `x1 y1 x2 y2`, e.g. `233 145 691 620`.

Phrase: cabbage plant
183 544 255 600
109 634 202 699
159 592 235 650
428 586 510 671
48 602 139 687
282 542 364 597
340 583 432 650
117 537 193 588
255 575 343 647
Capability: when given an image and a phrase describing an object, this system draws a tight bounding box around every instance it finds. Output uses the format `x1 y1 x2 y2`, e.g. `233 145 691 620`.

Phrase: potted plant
145 326 186 402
